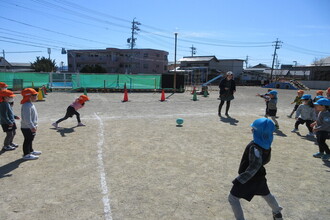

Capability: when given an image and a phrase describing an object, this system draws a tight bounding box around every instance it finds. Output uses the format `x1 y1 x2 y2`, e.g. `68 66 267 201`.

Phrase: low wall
300 81 330 90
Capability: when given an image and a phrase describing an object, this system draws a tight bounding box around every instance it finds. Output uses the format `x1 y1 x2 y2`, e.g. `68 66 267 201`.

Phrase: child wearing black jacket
228 118 283 220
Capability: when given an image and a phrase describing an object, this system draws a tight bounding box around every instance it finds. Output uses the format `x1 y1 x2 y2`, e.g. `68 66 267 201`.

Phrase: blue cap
316 95 324 99
250 118 275 150
267 90 278 96
313 98 330 106
301 94 312 100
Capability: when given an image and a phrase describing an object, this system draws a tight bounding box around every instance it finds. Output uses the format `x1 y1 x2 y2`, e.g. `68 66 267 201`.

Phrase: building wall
218 60 244 77
68 48 168 74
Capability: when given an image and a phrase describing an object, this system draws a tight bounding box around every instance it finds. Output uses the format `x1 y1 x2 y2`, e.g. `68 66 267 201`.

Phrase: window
144 53 148 58
143 64 148 69
156 64 160 68
156 54 160 57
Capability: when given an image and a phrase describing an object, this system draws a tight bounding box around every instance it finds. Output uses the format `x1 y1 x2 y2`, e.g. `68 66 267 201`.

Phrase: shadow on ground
220 116 239 126
0 158 25 178
50 126 77 137
274 129 287 137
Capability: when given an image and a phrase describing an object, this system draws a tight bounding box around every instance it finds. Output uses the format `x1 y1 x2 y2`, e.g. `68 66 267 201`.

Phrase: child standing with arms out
261 90 279 129
311 98 330 160
52 95 89 128
0 90 19 151
291 94 316 136
228 118 283 220
256 89 272 117
287 90 304 118
21 88 41 160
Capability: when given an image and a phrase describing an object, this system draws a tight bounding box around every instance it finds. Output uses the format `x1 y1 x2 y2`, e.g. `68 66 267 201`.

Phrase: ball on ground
176 118 184 125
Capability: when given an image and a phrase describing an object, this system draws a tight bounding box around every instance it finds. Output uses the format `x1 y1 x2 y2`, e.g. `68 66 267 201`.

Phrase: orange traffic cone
122 83 128 102
160 89 166 102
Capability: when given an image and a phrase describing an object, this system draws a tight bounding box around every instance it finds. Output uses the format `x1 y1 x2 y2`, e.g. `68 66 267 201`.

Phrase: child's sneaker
291 128 298 132
31 151 42 155
23 154 39 160
77 122 85 126
11 143 19 148
313 152 324 158
321 154 330 160
287 115 292 118
273 211 283 220
2 145 15 151
52 123 58 128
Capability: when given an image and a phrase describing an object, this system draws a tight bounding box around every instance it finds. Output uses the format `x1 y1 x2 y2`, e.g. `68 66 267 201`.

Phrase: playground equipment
263 80 309 90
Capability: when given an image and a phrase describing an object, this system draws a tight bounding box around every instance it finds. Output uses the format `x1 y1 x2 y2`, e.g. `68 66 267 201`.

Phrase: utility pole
2 50 5 58
127 18 140 74
127 18 141 50
190 45 196 56
270 38 282 81
245 55 249 68
173 32 178 91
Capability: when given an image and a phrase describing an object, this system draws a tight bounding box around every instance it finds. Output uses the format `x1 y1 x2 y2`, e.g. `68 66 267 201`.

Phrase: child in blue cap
260 90 279 129
291 94 316 136
228 118 283 220
311 98 330 160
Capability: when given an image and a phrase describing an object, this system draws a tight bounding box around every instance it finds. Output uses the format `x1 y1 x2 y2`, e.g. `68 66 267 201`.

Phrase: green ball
176 118 184 125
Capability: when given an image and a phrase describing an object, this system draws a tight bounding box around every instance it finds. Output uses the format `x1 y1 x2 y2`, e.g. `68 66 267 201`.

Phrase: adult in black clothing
218 71 236 117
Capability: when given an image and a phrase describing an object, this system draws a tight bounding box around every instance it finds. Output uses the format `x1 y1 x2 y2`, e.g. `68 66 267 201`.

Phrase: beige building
67 48 168 74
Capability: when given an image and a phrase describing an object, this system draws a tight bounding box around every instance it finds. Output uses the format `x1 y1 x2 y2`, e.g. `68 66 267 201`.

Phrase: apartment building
67 48 168 74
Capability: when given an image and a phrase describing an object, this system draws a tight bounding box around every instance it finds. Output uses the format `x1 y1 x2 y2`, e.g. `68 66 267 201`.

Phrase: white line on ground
94 113 113 220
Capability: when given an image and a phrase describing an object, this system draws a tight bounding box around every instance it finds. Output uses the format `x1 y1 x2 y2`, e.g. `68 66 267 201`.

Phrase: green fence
72 74 161 90
0 72 162 90
0 72 49 89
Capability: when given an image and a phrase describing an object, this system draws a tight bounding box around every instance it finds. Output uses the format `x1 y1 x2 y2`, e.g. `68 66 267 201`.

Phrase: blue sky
1 0 330 68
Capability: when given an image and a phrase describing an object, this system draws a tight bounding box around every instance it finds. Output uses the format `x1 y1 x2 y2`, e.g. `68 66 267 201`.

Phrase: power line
0 1 127 33
0 16 121 47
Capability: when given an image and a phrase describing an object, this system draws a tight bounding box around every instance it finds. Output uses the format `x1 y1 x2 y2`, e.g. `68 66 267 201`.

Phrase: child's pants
295 118 313 132
316 131 330 154
4 129 16 147
56 106 81 124
21 128 36 156
228 193 282 220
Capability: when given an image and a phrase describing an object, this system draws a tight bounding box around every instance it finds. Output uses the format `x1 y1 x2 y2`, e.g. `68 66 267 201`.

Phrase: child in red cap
52 95 89 128
20 88 41 160
0 90 20 151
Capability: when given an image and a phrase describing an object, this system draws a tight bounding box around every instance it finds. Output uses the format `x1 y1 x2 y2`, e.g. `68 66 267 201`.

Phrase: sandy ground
0 87 329 220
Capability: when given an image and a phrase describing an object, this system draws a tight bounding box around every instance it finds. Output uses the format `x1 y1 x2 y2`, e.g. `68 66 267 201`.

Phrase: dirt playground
0 87 329 220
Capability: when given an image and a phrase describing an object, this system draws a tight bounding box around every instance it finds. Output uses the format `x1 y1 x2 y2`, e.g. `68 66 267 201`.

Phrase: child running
291 94 316 136
20 88 41 160
0 90 19 151
287 90 304 118
261 90 279 129
228 118 283 220
52 95 89 128
311 98 330 160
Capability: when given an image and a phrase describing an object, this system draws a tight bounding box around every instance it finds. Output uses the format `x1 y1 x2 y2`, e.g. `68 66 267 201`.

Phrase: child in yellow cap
52 95 89 128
